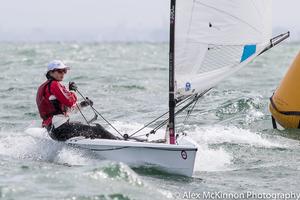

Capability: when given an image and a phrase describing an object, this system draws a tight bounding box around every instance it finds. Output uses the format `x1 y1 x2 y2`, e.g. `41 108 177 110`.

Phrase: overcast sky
0 0 299 42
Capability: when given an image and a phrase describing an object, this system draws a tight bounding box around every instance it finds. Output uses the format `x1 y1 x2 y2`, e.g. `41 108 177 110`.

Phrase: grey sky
0 0 299 42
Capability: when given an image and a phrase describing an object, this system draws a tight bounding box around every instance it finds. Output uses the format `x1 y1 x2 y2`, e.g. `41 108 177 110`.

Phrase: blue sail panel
240 45 256 62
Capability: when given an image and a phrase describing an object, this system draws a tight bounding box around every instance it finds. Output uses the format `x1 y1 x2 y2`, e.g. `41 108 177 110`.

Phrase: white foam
187 125 291 173
245 110 264 124
54 147 97 166
190 125 285 148
194 145 233 172
0 128 98 166
0 132 62 162
25 127 50 139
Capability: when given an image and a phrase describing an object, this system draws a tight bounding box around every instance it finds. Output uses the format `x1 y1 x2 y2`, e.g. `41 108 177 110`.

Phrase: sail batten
174 0 272 99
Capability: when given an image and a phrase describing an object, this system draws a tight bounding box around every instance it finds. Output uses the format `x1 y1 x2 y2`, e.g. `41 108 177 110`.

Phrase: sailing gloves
80 97 94 107
69 82 78 91
68 82 93 107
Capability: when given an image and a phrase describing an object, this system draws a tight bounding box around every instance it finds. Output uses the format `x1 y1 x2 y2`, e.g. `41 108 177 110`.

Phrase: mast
168 0 176 144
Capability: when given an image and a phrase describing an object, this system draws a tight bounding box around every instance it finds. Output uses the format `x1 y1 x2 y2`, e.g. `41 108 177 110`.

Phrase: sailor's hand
86 97 93 106
69 82 78 91
80 97 93 107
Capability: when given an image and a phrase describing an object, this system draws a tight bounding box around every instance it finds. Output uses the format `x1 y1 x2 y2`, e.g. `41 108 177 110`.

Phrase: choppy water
0 42 300 200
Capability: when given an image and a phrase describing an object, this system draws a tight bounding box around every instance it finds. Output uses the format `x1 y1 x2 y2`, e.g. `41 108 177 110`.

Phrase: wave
0 128 99 166
190 125 286 148
0 128 171 199
188 125 295 173
0 121 293 177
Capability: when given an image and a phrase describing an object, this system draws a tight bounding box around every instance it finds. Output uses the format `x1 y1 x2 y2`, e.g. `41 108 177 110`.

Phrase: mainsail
174 0 272 100
166 0 288 144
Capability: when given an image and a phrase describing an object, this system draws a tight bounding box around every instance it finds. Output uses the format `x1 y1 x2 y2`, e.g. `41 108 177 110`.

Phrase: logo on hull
181 150 187 160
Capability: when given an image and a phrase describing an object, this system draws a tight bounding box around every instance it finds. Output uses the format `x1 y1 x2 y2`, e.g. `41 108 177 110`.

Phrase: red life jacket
36 79 77 127
36 80 62 126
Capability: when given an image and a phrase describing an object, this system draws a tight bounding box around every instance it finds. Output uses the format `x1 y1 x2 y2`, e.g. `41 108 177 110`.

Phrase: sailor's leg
50 122 117 141
50 122 93 141
49 123 75 141
91 123 118 139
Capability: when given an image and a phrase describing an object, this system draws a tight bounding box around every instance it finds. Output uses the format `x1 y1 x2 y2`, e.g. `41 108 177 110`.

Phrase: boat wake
190 125 285 148
189 125 293 173
0 122 294 177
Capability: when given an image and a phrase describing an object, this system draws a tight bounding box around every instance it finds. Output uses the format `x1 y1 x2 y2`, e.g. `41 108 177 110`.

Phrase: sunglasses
53 69 67 74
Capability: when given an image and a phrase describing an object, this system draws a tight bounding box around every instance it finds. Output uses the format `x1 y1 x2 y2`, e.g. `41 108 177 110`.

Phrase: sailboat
32 0 289 177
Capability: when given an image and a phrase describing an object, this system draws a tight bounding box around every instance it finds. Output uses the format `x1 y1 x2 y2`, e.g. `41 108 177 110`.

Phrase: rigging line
76 103 90 125
182 96 199 124
76 89 124 138
195 1 262 35
152 95 200 133
166 95 201 130
178 94 200 134
150 88 212 135
153 118 169 133
128 94 196 138
129 111 168 138
92 108 124 137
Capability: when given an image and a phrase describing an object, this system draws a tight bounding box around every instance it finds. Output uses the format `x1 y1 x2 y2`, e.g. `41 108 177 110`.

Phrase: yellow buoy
269 51 300 128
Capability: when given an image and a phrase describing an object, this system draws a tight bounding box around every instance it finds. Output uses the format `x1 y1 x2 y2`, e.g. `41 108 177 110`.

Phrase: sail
174 0 272 99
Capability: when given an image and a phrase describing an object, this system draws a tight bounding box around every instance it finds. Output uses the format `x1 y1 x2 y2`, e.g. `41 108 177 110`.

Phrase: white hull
66 136 198 177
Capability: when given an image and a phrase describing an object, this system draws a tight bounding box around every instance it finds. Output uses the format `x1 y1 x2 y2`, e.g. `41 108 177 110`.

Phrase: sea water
0 42 300 200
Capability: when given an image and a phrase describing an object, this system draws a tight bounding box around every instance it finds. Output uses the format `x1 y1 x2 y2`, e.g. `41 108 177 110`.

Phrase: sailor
36 60 117 141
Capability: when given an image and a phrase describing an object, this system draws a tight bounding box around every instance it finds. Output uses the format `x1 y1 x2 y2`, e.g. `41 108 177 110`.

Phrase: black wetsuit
49 122 117 141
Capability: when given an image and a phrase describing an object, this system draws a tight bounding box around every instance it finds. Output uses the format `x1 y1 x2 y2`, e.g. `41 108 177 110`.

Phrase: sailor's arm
50 81 77 108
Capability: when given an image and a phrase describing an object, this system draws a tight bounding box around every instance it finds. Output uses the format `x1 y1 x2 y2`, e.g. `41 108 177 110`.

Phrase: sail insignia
241 45 257 62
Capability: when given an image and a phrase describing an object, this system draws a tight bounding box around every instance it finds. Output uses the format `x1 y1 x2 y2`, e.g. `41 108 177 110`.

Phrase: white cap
47 60 70 72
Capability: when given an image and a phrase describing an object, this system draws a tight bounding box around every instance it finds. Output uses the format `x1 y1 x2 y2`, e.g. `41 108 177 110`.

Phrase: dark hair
46 71 53 80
